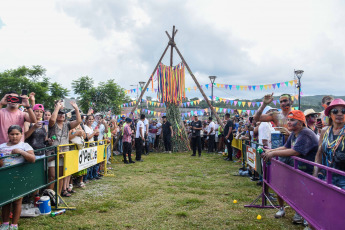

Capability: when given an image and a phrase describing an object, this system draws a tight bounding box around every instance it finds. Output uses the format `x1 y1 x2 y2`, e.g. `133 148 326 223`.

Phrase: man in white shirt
207 117 216 153
258 106 276 148
135 114 146 162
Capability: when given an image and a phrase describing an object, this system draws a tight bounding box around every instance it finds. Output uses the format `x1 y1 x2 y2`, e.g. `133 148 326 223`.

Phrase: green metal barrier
242 140 263 176
0 146 57 207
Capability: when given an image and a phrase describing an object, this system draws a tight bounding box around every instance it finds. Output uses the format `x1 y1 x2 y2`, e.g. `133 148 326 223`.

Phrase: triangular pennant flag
236 85 240 90
230 100 233 105
225 85 228 89
264 85 268 90
294 79 298 84
289 80 293 86
194 86 197 91
229 85 233 90
221 84 224 88
248 86 252 91
295 95 298 100
252 85 256 91
238 101 242 106
268 84 272 89
216 83 220 88
273 100 277 105
234 101 238 106
240 86 244 90
246 110 250 115
272 83 276 89
205 84 209 89
248 102 252 107
260 85 264 90
256 102 260 107
242 102 246 107
216 107 219 112
285 81 289 87
238 110 242 114
277 83 280 88
244 86 248 90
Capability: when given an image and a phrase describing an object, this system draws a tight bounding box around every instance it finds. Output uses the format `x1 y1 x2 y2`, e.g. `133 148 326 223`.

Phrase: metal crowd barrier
240 139 345 230
0 146 57 207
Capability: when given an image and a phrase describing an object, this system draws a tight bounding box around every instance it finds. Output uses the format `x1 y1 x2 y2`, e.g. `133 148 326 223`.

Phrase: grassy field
20 152 302 230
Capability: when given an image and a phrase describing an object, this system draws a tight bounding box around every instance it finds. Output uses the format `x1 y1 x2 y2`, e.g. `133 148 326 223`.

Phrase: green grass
20 152 301 230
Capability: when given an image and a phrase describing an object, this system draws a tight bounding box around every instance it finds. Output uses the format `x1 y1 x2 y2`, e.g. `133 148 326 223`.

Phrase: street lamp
139 81 146 112
294 70 304 110
209 76 217 117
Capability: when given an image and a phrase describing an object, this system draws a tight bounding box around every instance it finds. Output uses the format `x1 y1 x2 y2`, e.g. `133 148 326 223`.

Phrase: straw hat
304 109 320 117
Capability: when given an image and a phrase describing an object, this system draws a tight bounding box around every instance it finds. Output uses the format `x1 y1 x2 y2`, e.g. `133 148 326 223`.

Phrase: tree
0 66 69 109
72 76 130 114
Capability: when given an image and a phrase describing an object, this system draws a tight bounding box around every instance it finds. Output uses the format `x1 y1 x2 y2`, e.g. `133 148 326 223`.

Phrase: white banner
246 145 256 170
78 146 98 171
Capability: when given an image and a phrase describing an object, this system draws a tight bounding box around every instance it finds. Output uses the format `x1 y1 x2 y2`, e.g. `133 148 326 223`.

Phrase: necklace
324 125 345 165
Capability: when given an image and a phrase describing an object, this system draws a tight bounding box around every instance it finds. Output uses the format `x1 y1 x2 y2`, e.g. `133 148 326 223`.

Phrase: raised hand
0 94 9 106
263 93 274 105
70 101 79 110
21 95 30 107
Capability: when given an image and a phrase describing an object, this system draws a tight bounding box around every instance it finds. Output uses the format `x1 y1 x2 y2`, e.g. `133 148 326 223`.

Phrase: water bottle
271 130 284 149
51 209 66 217
257 147 271 165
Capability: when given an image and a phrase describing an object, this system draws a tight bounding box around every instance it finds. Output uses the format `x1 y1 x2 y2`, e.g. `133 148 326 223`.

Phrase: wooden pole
165 32 224 128
129 43 170 118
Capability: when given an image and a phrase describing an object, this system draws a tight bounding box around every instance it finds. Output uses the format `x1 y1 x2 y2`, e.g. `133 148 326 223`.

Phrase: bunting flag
157 63 185 104
125 79 297 94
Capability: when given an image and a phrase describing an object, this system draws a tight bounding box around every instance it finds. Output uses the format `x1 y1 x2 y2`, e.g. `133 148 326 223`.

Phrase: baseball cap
288 110 306 126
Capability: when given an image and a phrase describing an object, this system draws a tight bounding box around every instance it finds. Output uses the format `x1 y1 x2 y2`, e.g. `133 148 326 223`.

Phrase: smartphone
317 118 322 124
40 120 49 126
21 89 28 96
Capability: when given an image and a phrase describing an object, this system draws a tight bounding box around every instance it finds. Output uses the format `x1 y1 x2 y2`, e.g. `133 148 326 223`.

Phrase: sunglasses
331 108 345 115
326 102 331 106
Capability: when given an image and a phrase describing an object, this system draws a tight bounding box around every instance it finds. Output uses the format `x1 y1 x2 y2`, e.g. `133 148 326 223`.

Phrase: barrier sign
78 146 98 171
246 145 256 170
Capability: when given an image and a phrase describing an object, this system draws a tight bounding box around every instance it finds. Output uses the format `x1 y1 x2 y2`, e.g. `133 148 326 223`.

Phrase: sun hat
325 98 345 116
33 104 45 112
288 110 306 126
304 109 320 117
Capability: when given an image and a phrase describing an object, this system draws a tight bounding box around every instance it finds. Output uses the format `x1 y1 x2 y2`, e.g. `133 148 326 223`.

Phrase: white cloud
0 0 344 101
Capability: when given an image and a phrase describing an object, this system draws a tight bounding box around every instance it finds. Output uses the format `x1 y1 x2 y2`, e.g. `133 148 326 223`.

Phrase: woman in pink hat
314 98 345 189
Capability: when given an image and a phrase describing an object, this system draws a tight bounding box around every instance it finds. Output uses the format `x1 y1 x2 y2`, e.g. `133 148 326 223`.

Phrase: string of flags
120 94 299 108
115 106 300 120
124 79 298 94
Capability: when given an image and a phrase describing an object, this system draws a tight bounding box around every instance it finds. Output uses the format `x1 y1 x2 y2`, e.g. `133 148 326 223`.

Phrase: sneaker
274 207 285 218
303 219 310 228
9 225 18 230
292 212 303 224
168 151 172 153
0 224 10 230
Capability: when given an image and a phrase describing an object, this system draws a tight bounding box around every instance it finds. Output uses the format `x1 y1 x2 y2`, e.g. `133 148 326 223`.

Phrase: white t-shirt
136 120 145 138
208 121 215 135
214 123 219 137
156 122 162 135
258 122 274 148
143 118 149 133
98 124 105 140
0 142 33 167
84 125 94 142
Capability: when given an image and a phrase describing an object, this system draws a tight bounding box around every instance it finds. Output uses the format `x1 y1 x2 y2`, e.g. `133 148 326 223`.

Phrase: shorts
48 158 64 168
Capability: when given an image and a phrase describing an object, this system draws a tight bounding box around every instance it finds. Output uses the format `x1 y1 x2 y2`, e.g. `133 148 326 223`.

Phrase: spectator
261 110 318 224
0 125 35 230
155 119 162 150
148 120 157 152
304 109 321 135
254 93 293 138
135 114 145 162
0 91 37 144
123 118 135 164
258 106 276 148
162 116 173 153
48 101 82 197
201 122 208 150
190 115 202 157
207 117 215 153
24 104 48 158
319 95 334 127
223 113 234 161
143 116 149 155
314 98 345 189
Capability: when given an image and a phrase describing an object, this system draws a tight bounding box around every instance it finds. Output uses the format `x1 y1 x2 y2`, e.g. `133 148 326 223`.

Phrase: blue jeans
332 174 345 189
92 164 100 178
118 138 123 153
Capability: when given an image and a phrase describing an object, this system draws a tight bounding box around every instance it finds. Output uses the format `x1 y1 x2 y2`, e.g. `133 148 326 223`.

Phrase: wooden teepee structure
130 26 224 151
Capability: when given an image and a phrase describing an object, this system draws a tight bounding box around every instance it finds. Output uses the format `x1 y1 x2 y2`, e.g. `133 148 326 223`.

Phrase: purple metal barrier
247 155 345 230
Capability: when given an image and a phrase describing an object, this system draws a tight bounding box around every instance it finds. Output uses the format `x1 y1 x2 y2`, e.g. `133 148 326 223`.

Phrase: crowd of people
1 89 345 229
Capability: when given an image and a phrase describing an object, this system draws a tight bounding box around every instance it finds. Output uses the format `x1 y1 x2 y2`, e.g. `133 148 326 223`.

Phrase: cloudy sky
0 0 344 101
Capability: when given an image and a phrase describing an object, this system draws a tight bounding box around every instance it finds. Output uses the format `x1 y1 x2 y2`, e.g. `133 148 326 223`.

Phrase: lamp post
294 70 304 110
209 76 217 117
139 81 146 113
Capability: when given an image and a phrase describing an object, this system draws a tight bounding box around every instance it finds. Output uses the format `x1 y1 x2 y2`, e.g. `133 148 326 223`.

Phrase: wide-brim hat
304 109 320 117
325 98 345 116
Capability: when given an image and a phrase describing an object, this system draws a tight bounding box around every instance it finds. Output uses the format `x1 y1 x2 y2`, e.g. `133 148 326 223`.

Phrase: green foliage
72 76 130 114
0 65 69 109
